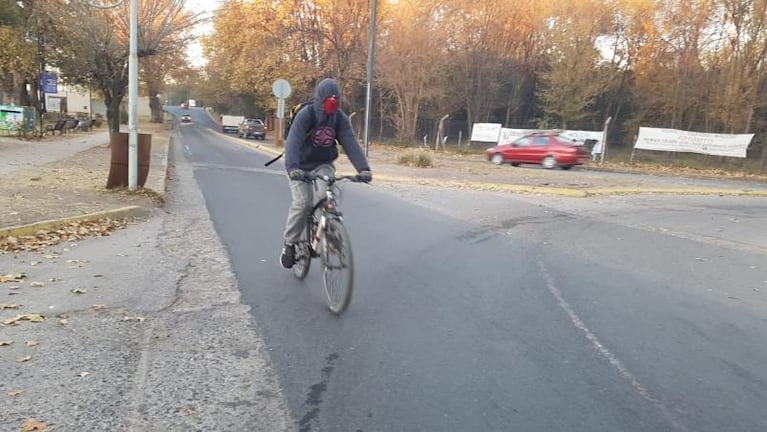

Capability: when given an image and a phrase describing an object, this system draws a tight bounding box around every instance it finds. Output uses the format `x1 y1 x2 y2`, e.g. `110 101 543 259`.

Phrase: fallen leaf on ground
2 313 45 325
21 419 48 431
122 316 146 322
0 340 13 346
0 303 21 310
7 390 23 397
16 355 32 363
70 288 87 294
26 340 38 347
91 304 106 311
0 273 26 283
29 282 45 288
1 219 130 253
59 318 68 325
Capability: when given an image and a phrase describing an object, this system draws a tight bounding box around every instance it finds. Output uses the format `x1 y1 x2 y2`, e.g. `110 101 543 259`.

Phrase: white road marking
537 260 688 432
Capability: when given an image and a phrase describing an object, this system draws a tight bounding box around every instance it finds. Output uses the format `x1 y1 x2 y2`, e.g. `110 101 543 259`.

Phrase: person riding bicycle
280 78 372 269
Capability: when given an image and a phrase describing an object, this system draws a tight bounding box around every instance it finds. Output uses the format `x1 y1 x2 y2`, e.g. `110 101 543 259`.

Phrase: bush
398 151 433 168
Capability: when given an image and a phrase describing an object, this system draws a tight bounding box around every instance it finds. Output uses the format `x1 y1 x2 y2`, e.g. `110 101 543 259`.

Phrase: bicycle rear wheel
321 217 354 314
292 216 314 280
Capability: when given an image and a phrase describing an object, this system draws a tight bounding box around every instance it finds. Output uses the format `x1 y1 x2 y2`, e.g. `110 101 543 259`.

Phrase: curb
0 206 154 239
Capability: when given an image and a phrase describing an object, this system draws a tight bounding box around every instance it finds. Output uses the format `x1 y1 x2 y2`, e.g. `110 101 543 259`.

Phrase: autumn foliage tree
41 0 200 132
193 0 767 167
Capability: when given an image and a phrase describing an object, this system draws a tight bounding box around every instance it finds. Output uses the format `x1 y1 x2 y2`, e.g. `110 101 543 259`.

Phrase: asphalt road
176 107 767 432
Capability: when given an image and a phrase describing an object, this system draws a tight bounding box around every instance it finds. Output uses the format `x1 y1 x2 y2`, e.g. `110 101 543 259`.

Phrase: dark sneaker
280 243 295 268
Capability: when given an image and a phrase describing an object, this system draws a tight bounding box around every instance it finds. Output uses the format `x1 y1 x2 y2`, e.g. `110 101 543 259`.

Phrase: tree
443 0 546 133
536 0 612 129
377 0 447 143
43 0 201 132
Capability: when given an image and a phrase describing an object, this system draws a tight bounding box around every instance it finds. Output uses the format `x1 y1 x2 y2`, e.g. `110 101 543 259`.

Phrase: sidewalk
1 126 170 243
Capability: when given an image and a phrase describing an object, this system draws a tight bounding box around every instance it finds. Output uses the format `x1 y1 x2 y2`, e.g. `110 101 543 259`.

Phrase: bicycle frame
292 174 366 314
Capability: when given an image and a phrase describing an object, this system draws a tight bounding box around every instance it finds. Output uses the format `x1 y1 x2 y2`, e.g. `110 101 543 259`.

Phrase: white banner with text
634 127 753 158
470 123 503 142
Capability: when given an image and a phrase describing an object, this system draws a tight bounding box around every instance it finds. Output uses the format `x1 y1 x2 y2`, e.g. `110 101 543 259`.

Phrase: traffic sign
272 79 291 99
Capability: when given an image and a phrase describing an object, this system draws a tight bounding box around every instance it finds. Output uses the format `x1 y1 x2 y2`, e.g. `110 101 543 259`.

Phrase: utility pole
363 0 378 157
128 0 138 190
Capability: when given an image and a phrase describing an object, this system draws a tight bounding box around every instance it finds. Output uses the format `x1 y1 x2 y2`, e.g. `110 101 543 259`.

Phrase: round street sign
272 79 292 99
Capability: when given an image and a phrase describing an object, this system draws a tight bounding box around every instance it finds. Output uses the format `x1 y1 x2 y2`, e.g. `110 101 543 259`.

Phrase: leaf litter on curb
0 303 21 310
0 218 131 253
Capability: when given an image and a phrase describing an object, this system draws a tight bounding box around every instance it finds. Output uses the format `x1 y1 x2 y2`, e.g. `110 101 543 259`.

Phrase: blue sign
41 72 58 94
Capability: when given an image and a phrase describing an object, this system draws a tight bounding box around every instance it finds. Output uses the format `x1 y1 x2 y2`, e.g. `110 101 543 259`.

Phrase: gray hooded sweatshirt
284 78 370 173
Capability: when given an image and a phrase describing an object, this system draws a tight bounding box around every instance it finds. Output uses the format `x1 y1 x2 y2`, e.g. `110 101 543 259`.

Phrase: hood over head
313 78 341 115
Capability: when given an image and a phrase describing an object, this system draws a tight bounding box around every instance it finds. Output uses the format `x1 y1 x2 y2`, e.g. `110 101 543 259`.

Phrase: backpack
284 100 314 139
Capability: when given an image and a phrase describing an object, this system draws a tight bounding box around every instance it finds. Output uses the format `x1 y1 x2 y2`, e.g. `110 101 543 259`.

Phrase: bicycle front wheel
321 218 354 314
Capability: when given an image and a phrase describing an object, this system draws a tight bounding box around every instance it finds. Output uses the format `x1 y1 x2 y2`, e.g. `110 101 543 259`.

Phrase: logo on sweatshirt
312 126 336 147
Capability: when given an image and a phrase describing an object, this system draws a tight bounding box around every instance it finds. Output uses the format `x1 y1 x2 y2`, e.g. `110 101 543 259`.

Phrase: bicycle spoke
321 219 353 314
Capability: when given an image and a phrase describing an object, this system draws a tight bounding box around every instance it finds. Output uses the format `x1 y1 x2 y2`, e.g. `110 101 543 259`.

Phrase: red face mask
323 95 339 115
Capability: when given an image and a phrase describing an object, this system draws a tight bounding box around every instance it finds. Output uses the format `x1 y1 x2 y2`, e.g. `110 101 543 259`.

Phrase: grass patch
398 150 434 168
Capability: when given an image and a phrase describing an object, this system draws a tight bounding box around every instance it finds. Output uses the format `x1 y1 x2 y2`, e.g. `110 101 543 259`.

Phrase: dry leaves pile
1 218 130 253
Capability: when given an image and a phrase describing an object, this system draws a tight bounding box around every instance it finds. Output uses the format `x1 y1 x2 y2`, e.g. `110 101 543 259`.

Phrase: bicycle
292 173 368 314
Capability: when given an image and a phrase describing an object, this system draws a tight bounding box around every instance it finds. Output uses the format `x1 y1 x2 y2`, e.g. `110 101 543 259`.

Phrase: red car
485 132 590 170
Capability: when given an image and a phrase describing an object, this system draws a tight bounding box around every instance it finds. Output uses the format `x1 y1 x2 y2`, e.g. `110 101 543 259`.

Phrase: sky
185 0 218 67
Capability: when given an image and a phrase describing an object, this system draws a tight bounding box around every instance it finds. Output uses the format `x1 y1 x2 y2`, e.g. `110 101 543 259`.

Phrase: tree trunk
149 92 163 123
760 139 766 174
103 91 124 133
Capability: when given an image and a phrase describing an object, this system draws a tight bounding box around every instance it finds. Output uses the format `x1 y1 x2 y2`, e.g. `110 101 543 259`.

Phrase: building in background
45 84 151 119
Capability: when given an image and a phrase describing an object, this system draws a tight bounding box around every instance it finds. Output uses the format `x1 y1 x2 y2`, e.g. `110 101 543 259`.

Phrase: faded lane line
537 260 689 432
184 145 192 157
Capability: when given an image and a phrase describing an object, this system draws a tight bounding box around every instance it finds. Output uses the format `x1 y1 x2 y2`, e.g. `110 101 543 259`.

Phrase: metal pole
363 0 378 157
600 116 611 164
128 0 138 190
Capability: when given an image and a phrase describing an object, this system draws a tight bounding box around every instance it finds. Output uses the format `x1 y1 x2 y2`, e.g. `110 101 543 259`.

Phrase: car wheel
511 163 520 167
490 154 504 165
541 156 557 169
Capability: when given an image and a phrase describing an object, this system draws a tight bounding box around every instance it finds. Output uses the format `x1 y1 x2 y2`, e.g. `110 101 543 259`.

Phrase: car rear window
554 136 578 145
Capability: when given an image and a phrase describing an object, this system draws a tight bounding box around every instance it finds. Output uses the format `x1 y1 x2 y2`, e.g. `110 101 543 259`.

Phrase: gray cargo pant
283 164 335 244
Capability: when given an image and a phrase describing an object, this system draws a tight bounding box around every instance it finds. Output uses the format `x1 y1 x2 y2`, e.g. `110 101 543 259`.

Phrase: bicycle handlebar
301 174 370 184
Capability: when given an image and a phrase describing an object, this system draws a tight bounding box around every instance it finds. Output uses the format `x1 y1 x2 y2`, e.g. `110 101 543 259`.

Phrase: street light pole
363 0 378 157
128 0 138 190
81 0 136 190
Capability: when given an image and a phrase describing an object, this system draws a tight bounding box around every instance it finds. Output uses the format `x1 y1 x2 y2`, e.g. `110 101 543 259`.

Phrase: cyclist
280 78 372 269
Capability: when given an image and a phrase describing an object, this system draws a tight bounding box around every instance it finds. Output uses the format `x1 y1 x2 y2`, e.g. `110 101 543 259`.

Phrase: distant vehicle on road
237 118 266 140
181 102 188 109
485 131 590 170
221 115 245 134
188 99 197 108
180 114 191 123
